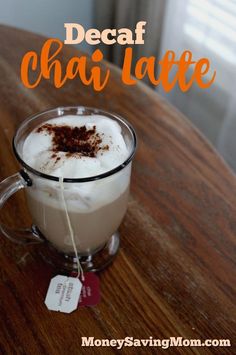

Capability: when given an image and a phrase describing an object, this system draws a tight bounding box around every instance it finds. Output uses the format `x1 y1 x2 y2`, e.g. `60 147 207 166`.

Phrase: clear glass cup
0 107 137 272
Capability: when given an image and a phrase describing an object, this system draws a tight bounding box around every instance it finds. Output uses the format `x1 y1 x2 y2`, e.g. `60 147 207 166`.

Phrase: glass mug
0 107 137 272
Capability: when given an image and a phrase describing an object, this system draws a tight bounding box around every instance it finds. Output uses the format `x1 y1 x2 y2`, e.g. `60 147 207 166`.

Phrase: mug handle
0 170 44 244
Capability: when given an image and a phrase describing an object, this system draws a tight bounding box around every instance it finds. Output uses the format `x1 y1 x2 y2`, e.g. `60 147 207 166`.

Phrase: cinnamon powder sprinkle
36 124 109 158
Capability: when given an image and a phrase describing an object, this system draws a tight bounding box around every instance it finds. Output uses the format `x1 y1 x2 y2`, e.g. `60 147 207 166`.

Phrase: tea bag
59 176 84 281
44 177 85 314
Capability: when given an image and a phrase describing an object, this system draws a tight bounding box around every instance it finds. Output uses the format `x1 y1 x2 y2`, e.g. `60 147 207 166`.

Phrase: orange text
21 39 216 92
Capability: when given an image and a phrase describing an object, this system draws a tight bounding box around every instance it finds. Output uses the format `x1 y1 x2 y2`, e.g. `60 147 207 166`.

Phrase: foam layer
23 114 131 212
23 115 129 178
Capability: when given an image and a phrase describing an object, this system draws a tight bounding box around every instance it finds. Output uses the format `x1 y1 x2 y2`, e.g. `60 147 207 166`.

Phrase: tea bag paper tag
71 272 100 307
45 275 82 313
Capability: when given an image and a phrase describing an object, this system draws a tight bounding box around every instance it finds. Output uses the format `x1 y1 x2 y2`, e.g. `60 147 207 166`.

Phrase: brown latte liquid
26 187 129 255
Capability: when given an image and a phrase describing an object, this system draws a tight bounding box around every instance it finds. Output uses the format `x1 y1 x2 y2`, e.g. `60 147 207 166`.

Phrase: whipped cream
23 114 129 178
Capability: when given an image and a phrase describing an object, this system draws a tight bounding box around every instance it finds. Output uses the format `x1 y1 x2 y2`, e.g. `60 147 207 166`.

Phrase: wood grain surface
0 25 235 354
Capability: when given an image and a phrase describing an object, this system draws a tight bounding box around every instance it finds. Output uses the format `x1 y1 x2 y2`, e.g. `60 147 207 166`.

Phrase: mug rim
12 106 137 183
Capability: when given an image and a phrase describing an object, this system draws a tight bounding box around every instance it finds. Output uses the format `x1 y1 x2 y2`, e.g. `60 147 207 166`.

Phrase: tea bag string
59 176 84 281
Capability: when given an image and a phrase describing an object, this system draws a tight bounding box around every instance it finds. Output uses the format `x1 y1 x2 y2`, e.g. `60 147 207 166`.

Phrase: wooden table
0 25 235 354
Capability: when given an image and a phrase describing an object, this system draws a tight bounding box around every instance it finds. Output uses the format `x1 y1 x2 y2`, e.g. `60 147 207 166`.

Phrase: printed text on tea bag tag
45 275 82 313
71 272 100 307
